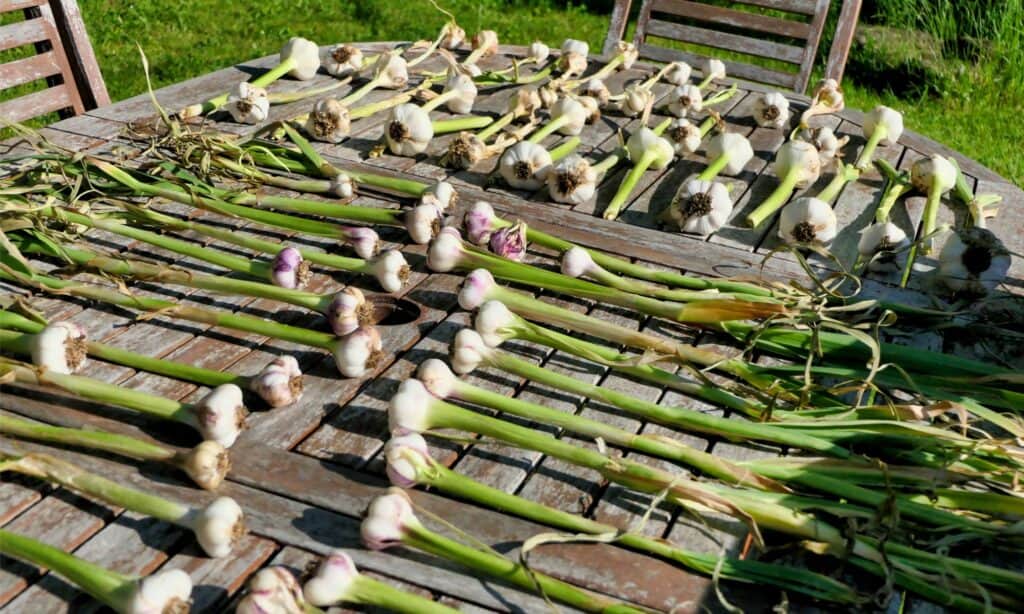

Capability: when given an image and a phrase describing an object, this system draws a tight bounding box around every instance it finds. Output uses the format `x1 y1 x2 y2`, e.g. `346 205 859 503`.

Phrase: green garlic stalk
1 452 244 558
0 528 193 613
0 413 229 490
745 139 821 228
361 488 647 614
603 125 675 220
383 433 862 606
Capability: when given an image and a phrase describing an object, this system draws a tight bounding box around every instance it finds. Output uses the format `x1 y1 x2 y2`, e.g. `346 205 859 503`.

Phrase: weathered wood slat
646 19 806 65
639 43 799 89
0 50 62 90
0 83 74 122
0 17 49 52
651 0 813 39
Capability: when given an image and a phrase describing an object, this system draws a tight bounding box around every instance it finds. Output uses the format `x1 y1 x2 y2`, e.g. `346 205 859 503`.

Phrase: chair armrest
824 0 863 84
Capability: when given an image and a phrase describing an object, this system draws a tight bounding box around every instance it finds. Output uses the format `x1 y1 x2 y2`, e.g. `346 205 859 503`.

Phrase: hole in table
370 296 421 326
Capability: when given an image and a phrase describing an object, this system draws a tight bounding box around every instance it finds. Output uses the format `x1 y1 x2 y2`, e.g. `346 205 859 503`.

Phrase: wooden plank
0 83 74 122
651 0 813 39
603 0 634 57
160 535 276 612
824 0 863 83
734 0 820 14
0 50 62 89
794 0 832 92
646 19 806 65
49 0 112 108
639 43 799 89
0 17 49 52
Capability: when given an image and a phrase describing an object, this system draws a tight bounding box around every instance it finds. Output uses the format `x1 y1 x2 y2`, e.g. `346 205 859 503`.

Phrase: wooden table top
1 43 1022 613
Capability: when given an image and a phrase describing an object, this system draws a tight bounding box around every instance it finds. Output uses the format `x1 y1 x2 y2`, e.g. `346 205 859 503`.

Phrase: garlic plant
303 550 456 613
441 88 541 169
325 43 366 77
855 105 904 170
224 82 270 124
362 488 646 613
179 37 321 119
497 134 581 190
384 71 480 156
236 567 308 614
937 227 1011 295
777 197 838 245
557 38 590 77
796 125 849 160
667 84 703 118
29 320 86 375
799 78 845 128
753 92 791 129
745 139 822 228
464 29 500 68
698 58 727 88
1 452 245 558
0 529 193 614
665 179 733 236
858 159 913 273
603 126 675 220
700 132 755 179
910 153 957 254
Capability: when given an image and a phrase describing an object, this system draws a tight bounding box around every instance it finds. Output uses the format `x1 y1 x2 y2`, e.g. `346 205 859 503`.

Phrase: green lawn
7 0 1023 186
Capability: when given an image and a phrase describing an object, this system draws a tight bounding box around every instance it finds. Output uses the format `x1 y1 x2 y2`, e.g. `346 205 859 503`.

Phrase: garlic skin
488 222 527 261
667 84 703 118
384 432 432 489
426 227 465 273
333 326 383 378
191 496 245 558
417 358 457 400
615 41 640 69
387 379 434 435
325 44 363 78
346 226 380 260
444 132 486 169
626 127 675 171
547 154 598 204
529 41 551 64
577 95 601 125
774 140 822 188
180 440 230 491
753 92 791 129
385 103 434 156
863 105 904 146
250 355 304 408
474 300 518 348
667 118 702 155
472 30 500 57
581 79 611 105
813 78 845 111
858 222 909 257
326 286 370 336
911 154 957 194
561 38 590 57
664 61 692 86
193 384 247 448
225 82 270 124
706 133 754 176
306 98 350 143
443 72 478 114
667 179 733 236
441 23 466 49
550 96 588 136
778 197 837 245
464 201 497 245
558 39 590 76
405 203 443 245
329 173 354 199
560 246 597 279
281 37 321 80
938 227 1011 295
361 489 420 551
451 328 493 374
420 181 457 213
616 84 654 118
270 247 309 289
126 568 193 614
237 567 305 614
509 88 543 120
798 125 847 160
538 84 559 109
372 53 409 89
702 58 726 82
30 321 87 374
458 268 497 311
500 141 554 190
303 550 361 607
370 250 410 293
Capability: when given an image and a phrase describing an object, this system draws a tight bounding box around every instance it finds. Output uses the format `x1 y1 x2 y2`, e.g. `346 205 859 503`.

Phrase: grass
2 0 1021 186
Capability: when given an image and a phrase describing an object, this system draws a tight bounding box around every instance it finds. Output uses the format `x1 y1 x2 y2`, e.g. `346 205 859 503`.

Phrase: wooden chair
0 0 109 122
603 0 863 93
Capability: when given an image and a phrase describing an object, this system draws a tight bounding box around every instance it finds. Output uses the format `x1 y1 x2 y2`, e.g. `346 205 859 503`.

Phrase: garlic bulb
329 173 354 199
404 203 443 245
458 268 497 310
560 246 597 279
626 127 674 170
280 37 321 80
180 441 230 491
250 355 304 408
664 61 692 86
325 44 363 78
191 496 245 558
303 551 361 607
370 249 410 293
270 247 308 289
858 222 910 274
863 105 904 146
192 384 247 448
426 227 465 273
616 83 654 118
30 321 87 374
614 41 640 69
667 179 732 236
549 96 588 136
667 84 703 118
509 88 543 119
529 41 550 64
798 125 848 160
581 79 611 105
778 197 837 245
451 328 492 374
705 132 754 176
774 140 822 188
473 300 516 347
442 71 478 114
488 222 527 261
812 79 844 111
538 84 559 109
666 118 702 155
472 30 500 58
326 286 370 337
558 39 589 77
444 132 487 169
237 568 305 614
499 141 554 190
938 227 1011 295
702 58 726 82
346 226 380 260
561 38 590 57
417 358 457 400
305 98 350 143
387 379 434 435
441 23 466 49
577 95 601 124
127 569 193 614
547 154 598 204
333 326 383 378
753 92 791 129
225 82 269 124
385 103 433 156
384 432 432 489
420 180 457 213
910 154 957 194
372 53 409 89
463 201 497 245
361 489 420 551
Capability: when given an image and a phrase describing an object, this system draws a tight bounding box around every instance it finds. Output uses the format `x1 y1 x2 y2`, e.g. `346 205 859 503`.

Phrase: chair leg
824 0 864 84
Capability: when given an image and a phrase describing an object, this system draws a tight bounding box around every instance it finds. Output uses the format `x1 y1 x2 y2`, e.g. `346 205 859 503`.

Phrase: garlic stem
854 123 887 171
180 56 297 119
603 148 657 220
873 159 912 223
337 573 456 613
547 136 581 162
696 151 732 182
815 162 860 204
525 114 571 144
744 170 801 228
0 413 176 466
431 115 492 133
920 173 945 255
475 110 516 142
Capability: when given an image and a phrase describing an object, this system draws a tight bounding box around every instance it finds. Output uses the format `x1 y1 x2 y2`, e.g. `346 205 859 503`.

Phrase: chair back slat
624 0 835 92
0 0 107 123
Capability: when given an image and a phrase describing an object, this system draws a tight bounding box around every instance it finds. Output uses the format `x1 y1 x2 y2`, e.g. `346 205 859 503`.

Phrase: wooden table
1 43 1022 613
